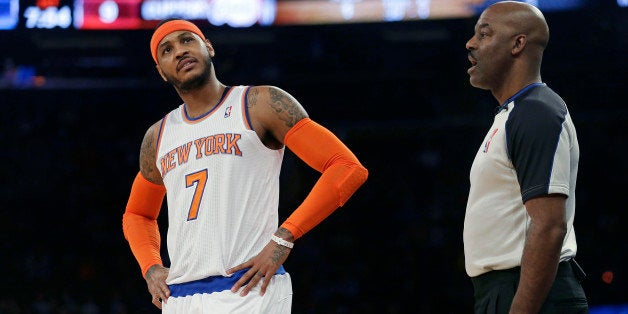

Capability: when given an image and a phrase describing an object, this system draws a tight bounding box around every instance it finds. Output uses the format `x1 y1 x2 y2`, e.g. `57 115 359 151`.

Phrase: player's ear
156 64 168 82
205 39 215 58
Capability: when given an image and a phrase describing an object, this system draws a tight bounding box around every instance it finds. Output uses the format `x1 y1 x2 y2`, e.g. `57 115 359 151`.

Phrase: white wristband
271 235 294 249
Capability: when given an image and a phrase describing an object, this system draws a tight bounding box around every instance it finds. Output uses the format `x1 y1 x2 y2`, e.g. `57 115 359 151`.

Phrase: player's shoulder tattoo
139 121 163 184
267 86 307 127
248 85 307 127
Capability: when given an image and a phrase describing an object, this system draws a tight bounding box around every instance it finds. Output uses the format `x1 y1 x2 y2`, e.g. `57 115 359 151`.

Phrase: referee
463 2 588 313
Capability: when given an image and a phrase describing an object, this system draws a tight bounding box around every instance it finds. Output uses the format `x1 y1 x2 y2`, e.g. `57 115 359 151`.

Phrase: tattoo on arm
275 227 295 242
270 245 289 264
140 124 162 184
268 88 306 127
268 228 293 264
247 87 259 109
145 264 157 280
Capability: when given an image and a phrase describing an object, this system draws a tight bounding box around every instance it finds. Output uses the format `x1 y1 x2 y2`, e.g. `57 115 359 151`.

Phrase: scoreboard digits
23 4 72 28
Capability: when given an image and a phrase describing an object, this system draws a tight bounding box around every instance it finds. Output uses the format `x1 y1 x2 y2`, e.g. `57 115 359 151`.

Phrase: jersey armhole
155 114 169 170
241 86 254 131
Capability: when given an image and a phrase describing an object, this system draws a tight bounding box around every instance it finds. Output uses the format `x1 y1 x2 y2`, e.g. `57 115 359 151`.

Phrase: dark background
1 1 627 313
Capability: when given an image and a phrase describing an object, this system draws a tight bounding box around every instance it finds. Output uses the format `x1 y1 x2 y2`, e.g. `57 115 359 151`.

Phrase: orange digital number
185 169 208 220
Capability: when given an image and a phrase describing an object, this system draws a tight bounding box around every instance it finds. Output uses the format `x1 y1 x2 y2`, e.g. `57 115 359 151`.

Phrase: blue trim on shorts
169 265 286 297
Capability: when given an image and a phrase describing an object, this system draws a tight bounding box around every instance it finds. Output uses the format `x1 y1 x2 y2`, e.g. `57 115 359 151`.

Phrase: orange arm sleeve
122 172 167 277
281 118 368 240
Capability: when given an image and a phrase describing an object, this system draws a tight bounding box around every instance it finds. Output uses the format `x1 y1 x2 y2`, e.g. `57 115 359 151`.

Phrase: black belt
471 259 586 291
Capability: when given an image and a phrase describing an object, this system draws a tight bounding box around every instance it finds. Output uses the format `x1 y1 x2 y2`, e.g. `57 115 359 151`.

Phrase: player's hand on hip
227 240 291 297
145 264 170 309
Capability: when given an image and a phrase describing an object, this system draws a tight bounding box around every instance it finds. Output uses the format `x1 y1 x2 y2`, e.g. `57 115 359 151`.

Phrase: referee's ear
511 34 527 56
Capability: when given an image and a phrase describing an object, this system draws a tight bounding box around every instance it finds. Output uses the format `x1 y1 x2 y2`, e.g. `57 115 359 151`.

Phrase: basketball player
463 2 587 313
122 19 368 313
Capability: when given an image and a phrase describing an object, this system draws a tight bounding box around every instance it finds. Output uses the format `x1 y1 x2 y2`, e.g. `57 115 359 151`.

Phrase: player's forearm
280 161 367 239
123 212 163 277
510 221 566 313
122 172 166 276
282 118 368 240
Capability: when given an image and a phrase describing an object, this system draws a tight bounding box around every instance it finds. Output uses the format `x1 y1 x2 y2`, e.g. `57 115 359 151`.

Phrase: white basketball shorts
162 270 292 314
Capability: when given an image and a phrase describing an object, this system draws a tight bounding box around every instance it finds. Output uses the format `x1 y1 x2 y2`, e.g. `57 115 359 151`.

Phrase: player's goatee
170 55 213 92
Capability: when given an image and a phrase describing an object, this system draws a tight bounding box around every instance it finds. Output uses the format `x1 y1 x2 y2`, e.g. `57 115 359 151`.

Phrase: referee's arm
511 194 567 313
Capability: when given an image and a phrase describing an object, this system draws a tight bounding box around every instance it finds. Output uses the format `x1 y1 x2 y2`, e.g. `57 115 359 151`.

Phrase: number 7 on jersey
185 169 208 220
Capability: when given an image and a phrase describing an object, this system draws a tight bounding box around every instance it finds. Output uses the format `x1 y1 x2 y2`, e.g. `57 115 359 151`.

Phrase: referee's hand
145 264 170 309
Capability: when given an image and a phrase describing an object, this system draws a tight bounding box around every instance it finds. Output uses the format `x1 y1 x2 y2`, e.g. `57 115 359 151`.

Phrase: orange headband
150 20 206 63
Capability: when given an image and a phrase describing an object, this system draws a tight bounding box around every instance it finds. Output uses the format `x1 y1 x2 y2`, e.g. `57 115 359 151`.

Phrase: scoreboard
10 0 276 29
0 0 605 31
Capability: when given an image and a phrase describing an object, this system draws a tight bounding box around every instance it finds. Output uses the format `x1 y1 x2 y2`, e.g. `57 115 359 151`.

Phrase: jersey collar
495 82 545 114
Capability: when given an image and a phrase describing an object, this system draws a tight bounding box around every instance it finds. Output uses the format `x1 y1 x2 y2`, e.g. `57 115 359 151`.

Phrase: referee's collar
495 82 545 114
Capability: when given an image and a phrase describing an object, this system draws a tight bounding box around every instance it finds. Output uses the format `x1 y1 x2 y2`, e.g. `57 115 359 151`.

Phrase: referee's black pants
471 259 589 314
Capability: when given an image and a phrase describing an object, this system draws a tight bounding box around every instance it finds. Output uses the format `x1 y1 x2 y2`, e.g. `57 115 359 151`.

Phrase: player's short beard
166 54 213 92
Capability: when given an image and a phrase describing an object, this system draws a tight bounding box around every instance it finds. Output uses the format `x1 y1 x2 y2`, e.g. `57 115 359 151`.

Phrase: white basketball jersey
155 86 284 285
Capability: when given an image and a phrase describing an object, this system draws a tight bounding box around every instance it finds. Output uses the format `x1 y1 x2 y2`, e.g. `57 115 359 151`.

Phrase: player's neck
180 80 227 118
